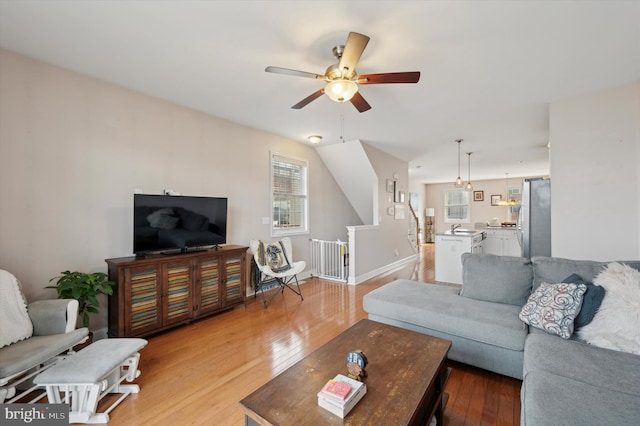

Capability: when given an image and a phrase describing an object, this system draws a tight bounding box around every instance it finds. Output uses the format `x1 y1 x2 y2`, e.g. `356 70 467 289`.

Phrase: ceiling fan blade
265 66 324 80
338 32 370 77
350 91 371 113
356 72 421 85
292 89 325 109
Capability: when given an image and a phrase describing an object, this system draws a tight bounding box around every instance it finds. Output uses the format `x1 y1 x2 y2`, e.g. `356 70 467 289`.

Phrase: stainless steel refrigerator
518 178 551 258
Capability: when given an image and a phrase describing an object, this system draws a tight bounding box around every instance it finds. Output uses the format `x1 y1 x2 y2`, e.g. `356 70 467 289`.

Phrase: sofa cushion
521 370 640 426
531 257 640 291
523 332 640 396
522 332 640 425
363 280 528 351
519 282 586 339
0 328 88 378
460 254 533 306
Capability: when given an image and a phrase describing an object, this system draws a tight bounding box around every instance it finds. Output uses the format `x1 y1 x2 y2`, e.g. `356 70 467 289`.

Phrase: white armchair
0 269 89 403
249 237 306 308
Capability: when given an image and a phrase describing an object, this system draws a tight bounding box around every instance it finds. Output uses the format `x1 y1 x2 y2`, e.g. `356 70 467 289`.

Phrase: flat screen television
133 194 227 255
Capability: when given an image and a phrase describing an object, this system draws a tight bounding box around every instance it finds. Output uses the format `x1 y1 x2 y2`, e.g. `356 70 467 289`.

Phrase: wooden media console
106 245 248 338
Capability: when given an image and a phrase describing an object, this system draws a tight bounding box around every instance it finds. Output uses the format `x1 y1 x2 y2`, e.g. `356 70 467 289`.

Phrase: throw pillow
0 270 34 348
257 240 292 273
577 262 640 354
562 273 606 329
147 208 179 230
519 281 587 339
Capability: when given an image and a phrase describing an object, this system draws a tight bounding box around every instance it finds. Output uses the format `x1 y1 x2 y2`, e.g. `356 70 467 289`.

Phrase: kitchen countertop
436 229 485 237
484 226 520 230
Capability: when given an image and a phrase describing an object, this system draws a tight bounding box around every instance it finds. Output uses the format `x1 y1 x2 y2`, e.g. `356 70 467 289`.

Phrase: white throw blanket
577 262 640 354
0 269 33 348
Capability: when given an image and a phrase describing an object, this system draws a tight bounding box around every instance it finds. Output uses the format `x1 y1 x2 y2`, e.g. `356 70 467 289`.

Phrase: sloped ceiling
1 1 638 183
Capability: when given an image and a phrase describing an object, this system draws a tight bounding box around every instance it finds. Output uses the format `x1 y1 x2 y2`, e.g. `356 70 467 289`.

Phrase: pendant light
465 152 473 191
454 139 464 188
497 173 518 206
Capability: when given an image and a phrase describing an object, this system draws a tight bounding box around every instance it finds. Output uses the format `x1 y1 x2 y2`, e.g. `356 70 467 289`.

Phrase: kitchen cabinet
484 229 521 257
106 245 248 337
435 231 485 284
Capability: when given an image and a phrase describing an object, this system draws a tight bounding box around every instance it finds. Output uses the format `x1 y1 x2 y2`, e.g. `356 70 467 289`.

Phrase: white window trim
444 189 471 224
270 151 309 237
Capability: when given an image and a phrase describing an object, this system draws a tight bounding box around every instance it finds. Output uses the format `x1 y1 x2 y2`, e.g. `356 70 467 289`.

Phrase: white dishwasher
435 232 485 284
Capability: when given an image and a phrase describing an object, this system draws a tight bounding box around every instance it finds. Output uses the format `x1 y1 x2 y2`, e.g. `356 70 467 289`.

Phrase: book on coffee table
317 374 367 418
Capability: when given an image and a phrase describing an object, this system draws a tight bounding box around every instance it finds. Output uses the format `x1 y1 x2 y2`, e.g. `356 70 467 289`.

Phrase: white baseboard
347 254 418 285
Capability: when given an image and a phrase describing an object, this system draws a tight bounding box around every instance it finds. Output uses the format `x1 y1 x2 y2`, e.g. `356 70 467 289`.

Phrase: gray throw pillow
461 253 533 306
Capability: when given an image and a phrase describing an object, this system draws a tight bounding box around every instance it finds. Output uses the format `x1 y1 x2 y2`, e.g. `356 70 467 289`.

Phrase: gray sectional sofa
363 254 640 425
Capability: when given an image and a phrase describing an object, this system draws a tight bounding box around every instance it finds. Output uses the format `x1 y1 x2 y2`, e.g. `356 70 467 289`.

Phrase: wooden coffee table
240 319 451 425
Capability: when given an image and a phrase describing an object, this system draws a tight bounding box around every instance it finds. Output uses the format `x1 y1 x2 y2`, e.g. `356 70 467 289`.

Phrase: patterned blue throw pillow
519 282 587 339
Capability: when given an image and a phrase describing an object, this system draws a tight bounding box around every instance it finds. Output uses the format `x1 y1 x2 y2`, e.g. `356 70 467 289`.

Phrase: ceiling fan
265 32 420 113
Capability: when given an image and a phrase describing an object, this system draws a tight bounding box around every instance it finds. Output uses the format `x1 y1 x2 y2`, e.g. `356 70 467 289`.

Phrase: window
271 152 308 236
508 186 522 221
444 190 470 223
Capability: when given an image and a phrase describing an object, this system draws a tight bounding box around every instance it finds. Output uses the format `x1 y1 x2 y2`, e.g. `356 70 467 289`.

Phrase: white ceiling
1 1 638 183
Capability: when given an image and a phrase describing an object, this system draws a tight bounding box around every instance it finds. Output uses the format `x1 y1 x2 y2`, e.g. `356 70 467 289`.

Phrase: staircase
408 203 420 253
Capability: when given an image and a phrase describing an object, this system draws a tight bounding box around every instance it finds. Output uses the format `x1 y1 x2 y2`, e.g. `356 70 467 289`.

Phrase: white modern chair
249 237 305 308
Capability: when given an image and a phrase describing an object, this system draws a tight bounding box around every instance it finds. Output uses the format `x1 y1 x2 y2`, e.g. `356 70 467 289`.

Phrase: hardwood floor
98 244 521 425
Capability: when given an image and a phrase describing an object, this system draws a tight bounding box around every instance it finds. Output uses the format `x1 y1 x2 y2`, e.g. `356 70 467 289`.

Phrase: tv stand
106 245 248 338
182 246 208 254
160 249 183 255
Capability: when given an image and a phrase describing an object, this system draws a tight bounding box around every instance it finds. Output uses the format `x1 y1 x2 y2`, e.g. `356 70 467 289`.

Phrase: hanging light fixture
454 139 464 188
465 152 473 191
497 173 518 206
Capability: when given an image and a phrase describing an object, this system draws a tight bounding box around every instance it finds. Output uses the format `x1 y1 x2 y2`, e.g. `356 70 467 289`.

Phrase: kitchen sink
444 228 477 235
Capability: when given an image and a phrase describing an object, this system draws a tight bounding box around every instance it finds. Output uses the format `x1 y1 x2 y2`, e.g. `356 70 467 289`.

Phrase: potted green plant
47 270 115 329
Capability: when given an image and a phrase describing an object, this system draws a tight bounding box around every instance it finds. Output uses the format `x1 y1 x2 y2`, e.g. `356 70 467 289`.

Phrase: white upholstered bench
34 338 147 424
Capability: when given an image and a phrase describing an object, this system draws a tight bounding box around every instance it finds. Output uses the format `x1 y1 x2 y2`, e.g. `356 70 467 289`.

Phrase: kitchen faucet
451 224 461 233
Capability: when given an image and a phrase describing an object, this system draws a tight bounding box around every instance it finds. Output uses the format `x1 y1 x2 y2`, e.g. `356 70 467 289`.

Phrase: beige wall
340 143 415 282
0 49 362 330
424 176 545 234
550 82 640 260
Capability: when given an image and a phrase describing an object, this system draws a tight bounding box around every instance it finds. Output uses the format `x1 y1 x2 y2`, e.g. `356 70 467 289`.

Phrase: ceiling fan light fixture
325 79 358 103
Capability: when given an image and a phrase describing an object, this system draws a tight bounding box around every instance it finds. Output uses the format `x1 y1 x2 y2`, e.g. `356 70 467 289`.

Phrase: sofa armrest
28 299 79 335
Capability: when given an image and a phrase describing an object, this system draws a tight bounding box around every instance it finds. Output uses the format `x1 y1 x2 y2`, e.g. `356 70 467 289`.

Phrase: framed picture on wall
386 179 394 193
491 195 502 206
473 190 484 202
